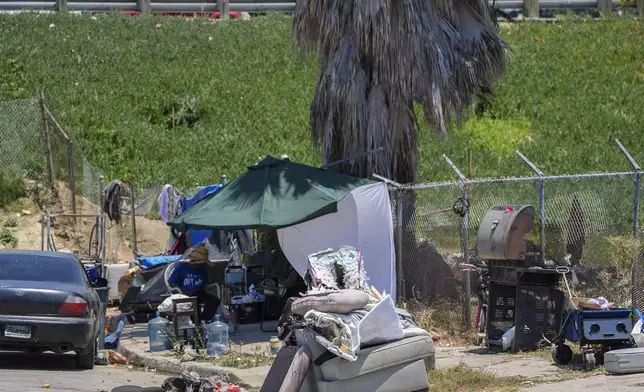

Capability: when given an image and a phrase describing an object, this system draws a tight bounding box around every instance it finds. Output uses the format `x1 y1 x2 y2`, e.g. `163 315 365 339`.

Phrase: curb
117 340 262 390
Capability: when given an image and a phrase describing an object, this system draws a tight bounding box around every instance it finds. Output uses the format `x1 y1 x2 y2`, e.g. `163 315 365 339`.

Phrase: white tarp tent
277 182 396 300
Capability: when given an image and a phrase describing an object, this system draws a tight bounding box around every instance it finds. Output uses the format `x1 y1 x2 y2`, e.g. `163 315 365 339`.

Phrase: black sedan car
0 250 103 369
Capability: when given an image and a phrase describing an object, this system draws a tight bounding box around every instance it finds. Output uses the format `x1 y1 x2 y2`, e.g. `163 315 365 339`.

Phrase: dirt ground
0 182 168 264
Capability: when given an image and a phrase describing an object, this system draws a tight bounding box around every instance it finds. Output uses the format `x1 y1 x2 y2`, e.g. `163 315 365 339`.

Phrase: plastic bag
104 319 126 349
157 294 192 313
502 327 515 351
633 317 644 348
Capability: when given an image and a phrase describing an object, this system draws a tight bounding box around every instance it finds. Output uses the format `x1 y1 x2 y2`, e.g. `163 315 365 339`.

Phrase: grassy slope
0 14 643 188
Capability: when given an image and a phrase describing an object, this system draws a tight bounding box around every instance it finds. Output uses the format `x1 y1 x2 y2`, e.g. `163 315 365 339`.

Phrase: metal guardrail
0 1 294 12
496 0 619 7
0 0 635 13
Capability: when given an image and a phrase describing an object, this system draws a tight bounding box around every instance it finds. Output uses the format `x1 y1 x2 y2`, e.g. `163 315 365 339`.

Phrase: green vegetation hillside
0 14 642 188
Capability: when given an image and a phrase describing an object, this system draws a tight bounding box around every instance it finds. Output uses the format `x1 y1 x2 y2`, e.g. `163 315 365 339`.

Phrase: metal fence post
516 151 546 264
615 139 641 310
98 175 106 269
46 214 52 251
99 175 105 215
442 154 472 331
137 0 151 14
56 0 67 12
101 215 107 274
40 214 45 251
598 0 613 12
67 140 77 221
525 0 539 18
129 184 139 256
217 0 229 19
395 189 405 303
39 89 54 187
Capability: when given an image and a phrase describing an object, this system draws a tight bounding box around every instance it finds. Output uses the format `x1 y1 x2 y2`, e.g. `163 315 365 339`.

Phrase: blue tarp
181 184 224 246
182 184 223 213
135 255 181 270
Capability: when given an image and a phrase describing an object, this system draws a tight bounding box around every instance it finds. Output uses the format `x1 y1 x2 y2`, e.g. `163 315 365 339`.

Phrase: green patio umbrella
171 155 374 231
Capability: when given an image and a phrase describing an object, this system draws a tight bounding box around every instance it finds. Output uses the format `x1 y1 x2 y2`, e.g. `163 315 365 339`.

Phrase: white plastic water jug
206 314 229 357
148 311 171 352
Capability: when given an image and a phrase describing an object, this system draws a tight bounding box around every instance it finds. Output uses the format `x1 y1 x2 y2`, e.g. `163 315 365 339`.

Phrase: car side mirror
92 277 109 288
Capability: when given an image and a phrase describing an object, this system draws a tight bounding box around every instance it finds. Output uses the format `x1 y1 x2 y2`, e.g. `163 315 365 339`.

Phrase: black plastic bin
95 287 110 350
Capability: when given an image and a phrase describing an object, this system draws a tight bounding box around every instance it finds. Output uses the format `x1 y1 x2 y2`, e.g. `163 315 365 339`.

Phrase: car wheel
76 339 96 370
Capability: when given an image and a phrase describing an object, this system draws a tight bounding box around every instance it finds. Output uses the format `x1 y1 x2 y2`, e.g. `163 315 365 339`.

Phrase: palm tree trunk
294 0 507 303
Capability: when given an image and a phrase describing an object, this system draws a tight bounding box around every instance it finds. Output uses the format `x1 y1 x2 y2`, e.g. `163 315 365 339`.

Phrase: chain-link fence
4 94 643 320
0 97 45 181
123 183 170 258
1 92 108 255
44 96 104 215
395 152 644 331
0 92 105 212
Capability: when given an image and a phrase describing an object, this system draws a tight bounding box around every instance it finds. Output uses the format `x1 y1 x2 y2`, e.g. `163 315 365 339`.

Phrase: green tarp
171 156 374 230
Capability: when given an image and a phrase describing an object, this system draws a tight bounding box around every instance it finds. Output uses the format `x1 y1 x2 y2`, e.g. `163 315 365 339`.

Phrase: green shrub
581 234 635 270
3 218 17 228
0 172 27 209
461 117 533 162
0 228 18 247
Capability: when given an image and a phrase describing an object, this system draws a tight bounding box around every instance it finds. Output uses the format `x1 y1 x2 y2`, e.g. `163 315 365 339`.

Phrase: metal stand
171 296 201 350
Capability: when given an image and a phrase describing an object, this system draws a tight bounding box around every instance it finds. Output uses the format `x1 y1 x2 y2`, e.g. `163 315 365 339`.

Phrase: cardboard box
117 266 140 296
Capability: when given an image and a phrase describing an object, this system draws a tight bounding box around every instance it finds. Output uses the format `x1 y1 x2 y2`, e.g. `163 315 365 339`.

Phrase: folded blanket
304 309 360 361
303 295 430 361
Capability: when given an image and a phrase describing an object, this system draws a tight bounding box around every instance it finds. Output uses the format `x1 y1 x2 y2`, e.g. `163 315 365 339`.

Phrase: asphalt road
0 351 167 392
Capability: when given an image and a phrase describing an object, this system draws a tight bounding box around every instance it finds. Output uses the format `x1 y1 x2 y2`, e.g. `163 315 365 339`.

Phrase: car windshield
0 253 85 284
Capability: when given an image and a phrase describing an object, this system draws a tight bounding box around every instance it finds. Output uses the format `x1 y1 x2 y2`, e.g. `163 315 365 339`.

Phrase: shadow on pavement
0 351 83 371
465 347 503 355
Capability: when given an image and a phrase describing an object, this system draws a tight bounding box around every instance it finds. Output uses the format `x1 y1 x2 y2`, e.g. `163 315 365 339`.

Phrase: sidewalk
118 322 277 390
118 324 614 391
435 347 562 382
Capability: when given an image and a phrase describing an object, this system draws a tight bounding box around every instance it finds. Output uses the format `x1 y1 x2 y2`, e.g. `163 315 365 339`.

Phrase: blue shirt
168 263 207 294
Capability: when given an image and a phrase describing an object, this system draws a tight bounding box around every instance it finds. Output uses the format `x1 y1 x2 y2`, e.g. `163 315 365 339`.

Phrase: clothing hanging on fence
179 184 224 246
103 180 123 223
158 184 181 224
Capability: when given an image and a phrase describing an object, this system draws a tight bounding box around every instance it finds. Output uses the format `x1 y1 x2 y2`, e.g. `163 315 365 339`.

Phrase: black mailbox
476 205 535 261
